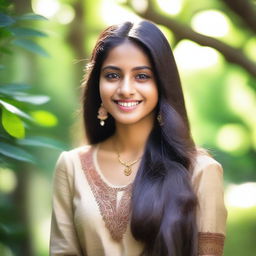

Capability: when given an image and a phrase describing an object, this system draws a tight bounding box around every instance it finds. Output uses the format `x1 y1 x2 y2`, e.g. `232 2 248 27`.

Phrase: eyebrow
101 65 152 72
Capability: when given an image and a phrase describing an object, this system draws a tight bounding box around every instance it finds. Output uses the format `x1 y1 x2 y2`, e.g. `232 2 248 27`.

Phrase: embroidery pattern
79 149 132 241
198 232 225 256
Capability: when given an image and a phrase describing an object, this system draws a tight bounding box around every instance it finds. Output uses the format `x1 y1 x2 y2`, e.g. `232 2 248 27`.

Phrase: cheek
146 84 158 105
99 81 114 109
149 87 159 112
99 80 110 99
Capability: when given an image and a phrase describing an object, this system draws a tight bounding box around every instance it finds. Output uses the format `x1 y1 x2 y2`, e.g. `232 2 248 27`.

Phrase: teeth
117 101 139 107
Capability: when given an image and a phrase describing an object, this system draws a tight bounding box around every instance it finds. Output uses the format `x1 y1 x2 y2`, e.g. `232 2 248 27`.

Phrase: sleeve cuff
198 232 225 256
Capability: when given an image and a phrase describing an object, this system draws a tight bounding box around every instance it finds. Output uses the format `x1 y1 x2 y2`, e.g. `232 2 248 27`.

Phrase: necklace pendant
124 167 132 176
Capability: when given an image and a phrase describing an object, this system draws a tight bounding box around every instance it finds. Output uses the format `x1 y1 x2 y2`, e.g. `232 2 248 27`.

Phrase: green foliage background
0 0 255 255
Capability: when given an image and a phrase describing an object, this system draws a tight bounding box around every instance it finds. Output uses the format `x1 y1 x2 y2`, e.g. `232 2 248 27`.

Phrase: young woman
50 20 227 256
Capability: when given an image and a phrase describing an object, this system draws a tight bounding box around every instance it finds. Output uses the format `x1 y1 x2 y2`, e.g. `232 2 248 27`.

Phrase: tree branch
221 0 256 34
126 0 256 77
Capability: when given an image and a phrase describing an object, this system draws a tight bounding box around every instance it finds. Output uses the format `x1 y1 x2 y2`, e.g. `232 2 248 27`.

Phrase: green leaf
0 65 5 70
1 108 25 138
0 142 35 163
30 110 58 126
13 94 50 105
17 136 67 150
17 13 47 21
8 27 47 37
0 89 50 104
0 14 15 27
0 99 32 120
0 84 31 93
11 39 49 57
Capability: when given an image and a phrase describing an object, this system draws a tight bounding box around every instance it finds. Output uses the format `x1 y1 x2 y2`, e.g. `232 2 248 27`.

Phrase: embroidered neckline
79 147 133 241
93 144 133 189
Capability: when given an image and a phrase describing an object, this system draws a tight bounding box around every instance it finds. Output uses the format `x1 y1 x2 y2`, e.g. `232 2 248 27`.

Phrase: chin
116 117 153 126
115 120 139 125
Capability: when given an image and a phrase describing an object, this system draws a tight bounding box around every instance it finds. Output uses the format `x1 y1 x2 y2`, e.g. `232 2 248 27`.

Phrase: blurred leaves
0 99 31 120
17 13 47 21
0 4 65 254
17 136 67 150
11 39 49 57
0 83 31 93
9 27 47 37
0 5 48 58
0 5 62 165
0 142 35 163
5 94 50 105
30 110 58 127
1 108 25 138
0 13 15 27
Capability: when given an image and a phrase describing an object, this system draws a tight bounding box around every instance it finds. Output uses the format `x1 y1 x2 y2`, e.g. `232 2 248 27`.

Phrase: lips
113 100 142 111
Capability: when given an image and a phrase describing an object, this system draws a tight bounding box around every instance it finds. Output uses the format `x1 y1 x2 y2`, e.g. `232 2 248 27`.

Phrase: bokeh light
0 168 17 193
101 0 141 25
216 124 250 154
32 0 75 24
157 25 174 44
131 0 148 13
174 40 220 70
227 74 256 132
225 183 256 208
34 217 51 254
156 0 183 15
32 0 60 18
244 38 256 62
191 10 230 37
54 4 75 25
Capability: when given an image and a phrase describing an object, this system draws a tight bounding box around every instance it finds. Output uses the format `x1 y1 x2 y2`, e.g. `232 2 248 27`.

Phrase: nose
118 76 135 97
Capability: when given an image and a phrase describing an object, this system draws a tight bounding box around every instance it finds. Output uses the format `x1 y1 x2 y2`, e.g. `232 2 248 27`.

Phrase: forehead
102 41 152 68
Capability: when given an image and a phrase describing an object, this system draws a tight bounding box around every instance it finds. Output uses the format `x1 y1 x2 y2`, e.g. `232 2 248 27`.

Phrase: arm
50 152 82 256
193 159 227 256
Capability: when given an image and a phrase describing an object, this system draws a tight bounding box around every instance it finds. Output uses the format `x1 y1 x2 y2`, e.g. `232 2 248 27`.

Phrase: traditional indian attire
50 145 227 256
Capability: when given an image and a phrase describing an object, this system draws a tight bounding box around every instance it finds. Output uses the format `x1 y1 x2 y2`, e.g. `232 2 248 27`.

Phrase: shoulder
192 149 222 175
191 149 224 189
63 144 92 157
57 145 92 163
53 145 95 186
54 144 94 174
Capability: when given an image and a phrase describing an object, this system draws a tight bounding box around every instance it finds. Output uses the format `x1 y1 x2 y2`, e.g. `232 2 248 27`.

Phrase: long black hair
82 20 198 256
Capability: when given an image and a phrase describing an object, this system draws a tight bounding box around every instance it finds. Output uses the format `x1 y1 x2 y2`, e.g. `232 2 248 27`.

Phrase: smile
113 100 142 111
117 101 140 107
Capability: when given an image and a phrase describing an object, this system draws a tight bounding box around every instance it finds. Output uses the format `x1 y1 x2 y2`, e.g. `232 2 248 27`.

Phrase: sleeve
49 152 82 256
193 159 227 256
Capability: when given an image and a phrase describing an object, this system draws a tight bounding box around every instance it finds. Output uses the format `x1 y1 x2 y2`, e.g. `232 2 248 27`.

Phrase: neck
113 119 154 157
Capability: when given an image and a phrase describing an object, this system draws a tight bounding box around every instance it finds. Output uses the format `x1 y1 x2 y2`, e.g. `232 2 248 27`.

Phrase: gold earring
157 113 164 126
97 103 108 126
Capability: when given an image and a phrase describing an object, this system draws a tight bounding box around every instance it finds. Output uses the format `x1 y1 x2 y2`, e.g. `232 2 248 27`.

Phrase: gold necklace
117 151 141 176
113 139 141 176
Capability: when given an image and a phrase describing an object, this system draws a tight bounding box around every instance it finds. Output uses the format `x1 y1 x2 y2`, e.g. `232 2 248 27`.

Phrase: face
99 41 158 126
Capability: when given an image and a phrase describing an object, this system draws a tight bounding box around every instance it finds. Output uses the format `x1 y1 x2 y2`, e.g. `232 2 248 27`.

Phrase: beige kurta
50 145 227 256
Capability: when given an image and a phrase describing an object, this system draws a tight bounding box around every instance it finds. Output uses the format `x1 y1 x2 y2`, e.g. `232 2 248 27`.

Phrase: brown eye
105 72 120 80
136 73 151 80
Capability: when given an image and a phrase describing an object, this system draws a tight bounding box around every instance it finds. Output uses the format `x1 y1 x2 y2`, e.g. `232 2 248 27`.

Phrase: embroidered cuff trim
198 232 225 256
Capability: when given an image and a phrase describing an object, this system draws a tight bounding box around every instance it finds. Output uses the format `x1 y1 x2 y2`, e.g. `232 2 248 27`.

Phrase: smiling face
99 40 158 127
